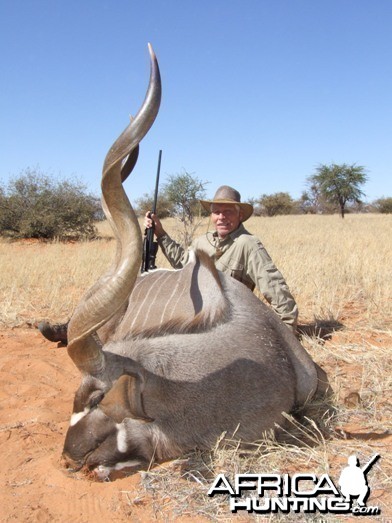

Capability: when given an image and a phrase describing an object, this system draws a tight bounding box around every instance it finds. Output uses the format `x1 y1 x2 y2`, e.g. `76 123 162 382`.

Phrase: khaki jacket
158 224 298 330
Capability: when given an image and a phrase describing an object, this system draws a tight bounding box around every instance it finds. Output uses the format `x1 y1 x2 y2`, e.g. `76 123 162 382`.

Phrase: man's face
211 203 243 238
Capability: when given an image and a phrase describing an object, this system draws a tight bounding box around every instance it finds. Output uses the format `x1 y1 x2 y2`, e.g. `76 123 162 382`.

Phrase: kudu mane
113 249 229 340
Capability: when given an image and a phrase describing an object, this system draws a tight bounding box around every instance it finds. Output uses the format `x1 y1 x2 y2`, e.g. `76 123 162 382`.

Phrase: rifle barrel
152 149 162 214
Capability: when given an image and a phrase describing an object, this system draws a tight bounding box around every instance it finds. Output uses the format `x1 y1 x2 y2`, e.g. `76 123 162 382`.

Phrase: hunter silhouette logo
208 453 381 516
338 453 380 509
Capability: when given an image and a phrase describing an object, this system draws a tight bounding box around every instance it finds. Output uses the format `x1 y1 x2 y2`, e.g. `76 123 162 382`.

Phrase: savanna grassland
0 213 391 522
1 214 391 329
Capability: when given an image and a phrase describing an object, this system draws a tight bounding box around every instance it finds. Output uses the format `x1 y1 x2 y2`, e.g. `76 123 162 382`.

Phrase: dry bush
0 171 101 241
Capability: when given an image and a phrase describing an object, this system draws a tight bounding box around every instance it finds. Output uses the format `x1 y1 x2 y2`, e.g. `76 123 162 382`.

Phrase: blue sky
1 0 391 204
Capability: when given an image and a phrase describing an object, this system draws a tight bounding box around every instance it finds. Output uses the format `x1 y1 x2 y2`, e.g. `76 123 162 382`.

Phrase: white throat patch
116 423 128 453
70 407 90 426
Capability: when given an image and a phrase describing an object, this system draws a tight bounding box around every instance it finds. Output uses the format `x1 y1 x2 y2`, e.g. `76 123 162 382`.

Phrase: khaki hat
200 185 254 222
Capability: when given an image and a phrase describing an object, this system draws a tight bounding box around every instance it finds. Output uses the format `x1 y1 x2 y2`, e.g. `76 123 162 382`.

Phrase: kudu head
62 44 161 474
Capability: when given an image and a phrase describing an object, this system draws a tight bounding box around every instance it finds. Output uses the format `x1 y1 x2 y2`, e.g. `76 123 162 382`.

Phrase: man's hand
144 211 166 239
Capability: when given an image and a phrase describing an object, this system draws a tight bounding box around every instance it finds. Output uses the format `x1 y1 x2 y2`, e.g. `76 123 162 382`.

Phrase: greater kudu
62 44 329 479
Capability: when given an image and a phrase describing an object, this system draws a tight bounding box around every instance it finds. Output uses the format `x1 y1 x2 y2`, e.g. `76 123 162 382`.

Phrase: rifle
142 149 162 273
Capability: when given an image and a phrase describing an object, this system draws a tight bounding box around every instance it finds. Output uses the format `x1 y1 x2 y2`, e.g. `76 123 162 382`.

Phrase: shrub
134 191 174 218
373 197 392 214
0 169 102 241
258 192 295 216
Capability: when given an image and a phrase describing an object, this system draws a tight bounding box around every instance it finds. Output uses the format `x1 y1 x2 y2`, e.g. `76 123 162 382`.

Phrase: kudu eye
88 390 105 409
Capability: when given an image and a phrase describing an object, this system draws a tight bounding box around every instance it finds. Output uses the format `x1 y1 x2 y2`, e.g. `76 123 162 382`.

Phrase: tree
164 171 209 246
307 163 368 218
299 184 336 215
0 169 102 240
258 192 295 217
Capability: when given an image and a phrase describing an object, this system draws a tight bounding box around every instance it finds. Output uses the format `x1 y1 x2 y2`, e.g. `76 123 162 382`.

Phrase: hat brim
199 199 254 222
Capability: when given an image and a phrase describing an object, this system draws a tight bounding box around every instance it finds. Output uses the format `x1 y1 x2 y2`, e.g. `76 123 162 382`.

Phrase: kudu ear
99 373 153 423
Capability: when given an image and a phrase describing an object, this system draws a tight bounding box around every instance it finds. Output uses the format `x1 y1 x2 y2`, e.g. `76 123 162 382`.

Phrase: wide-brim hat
200 185 253 222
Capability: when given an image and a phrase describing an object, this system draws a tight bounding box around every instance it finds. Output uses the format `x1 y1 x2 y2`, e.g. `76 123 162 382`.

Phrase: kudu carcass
62 44 329 479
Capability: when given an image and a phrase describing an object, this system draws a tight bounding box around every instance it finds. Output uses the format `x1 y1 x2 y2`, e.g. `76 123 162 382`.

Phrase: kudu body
62 45 328 479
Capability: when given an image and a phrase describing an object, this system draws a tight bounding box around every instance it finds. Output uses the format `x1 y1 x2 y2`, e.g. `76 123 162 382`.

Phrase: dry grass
1 213 390 329
1 213 391 520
